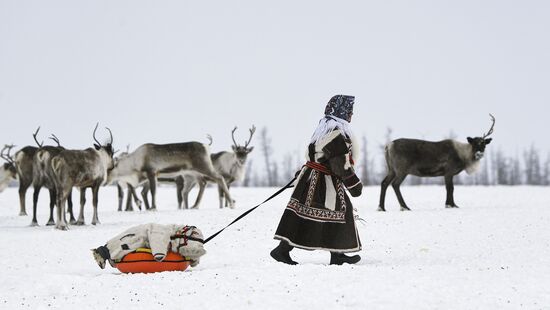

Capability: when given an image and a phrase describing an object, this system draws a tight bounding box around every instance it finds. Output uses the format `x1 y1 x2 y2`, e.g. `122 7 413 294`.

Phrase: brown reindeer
379 114 495 211
30 130 75 226
50 124 114 230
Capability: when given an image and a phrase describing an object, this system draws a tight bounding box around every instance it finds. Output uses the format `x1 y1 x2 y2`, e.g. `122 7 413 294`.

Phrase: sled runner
115 248 191 274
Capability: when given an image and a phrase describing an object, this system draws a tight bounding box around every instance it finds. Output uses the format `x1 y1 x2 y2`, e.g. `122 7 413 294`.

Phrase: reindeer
107 138 234 210
30 130 75 226
13 143 37 216
0 145 17 193
181 126 256 209
50 124 114 230
378 114 495 211
114 145 143 212
140 128 255 210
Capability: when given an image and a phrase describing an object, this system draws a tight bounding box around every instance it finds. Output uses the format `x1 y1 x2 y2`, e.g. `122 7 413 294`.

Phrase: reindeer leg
130 186 142 210
192 180 206 209
91 185 100 225
203 170 233 209
184 191 191 210
31 185 41 226
217 184 224 208
55 194 63 230
62 196 68 225
182 177 197 210
125 184 134 211
67 189 76 224
223 184 229 208
141 183 150 210
224 184 232 207
146 172 157 210
18 182 29 216
76 188 86 225
378 171 396 212
47 188 56 226
392 174 410 211
176 177 184 210
55 191 68 230
117 184 124 212
445 175 459 208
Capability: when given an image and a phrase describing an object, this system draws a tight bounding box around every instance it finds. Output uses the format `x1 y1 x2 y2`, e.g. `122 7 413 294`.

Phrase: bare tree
281 153 295 184
360 135 371 185
295 148 304 175
242 160 254 187
259 127 275 186
495 149 511 185
251 170 260 187
378 127 393 182
543 153 550 186
272 162 280 187
524 144 542 185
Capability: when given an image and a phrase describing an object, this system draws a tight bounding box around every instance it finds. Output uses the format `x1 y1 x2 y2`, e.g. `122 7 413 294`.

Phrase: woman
271 95 363 265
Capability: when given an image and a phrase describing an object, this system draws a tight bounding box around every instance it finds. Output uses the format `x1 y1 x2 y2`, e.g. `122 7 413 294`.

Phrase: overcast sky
1 0 549 168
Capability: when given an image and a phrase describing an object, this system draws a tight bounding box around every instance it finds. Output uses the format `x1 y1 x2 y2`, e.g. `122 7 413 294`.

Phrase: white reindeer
0 145 17 193
180 125 256 209
107 139 234 210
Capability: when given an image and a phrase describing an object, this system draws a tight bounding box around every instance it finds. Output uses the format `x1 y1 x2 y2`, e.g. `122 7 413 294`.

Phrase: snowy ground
0 185 549 310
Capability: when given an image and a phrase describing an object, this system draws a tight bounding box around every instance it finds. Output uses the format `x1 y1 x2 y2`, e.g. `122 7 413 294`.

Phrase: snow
0 185 549 309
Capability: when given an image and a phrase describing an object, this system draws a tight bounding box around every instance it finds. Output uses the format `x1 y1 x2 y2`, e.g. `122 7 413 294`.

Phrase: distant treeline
242 127 550 187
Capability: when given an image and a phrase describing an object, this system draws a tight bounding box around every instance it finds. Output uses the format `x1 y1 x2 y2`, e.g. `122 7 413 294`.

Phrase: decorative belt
305 161 333 175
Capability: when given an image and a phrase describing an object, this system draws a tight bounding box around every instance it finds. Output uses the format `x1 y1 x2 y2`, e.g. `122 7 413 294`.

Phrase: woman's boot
330 252 361 265
270 241 298 265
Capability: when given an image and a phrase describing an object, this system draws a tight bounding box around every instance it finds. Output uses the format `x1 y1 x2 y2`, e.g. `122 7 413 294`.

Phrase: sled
115 248 191 274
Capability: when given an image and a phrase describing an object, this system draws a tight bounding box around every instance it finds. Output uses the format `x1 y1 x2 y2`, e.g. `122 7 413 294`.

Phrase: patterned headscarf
324 95 355 121
310 95 355 144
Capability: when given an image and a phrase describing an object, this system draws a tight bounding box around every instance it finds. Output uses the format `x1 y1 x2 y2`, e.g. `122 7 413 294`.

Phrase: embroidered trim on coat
336 179 347 212
305 170 319 207
287 198 346 223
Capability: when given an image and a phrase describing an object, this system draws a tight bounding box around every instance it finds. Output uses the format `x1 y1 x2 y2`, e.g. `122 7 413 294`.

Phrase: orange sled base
115 248 191 274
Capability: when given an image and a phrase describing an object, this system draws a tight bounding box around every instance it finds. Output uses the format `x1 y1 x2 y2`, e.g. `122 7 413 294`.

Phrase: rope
203 176 297 244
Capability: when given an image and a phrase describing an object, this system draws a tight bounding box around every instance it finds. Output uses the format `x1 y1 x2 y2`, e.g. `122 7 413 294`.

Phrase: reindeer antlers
231 126 239 147
244 125 256 148
33 127 44 148
106 127 114 145
482 114 496 139
231 125 256 148
206 134 213 146
93 123 114 146
34 127 61 148
49 134 61 147
0 144 16 165
93 123 101 146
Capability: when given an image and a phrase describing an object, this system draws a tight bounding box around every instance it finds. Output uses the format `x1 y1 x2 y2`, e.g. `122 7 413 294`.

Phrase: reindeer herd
0 115 496 231
0 124 256 230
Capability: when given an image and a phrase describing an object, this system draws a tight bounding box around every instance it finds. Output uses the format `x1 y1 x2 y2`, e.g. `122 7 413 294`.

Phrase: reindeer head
467 114 495 160
113 144 130 166
92 123 115 170
1 145 17 177
231 125 256 164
